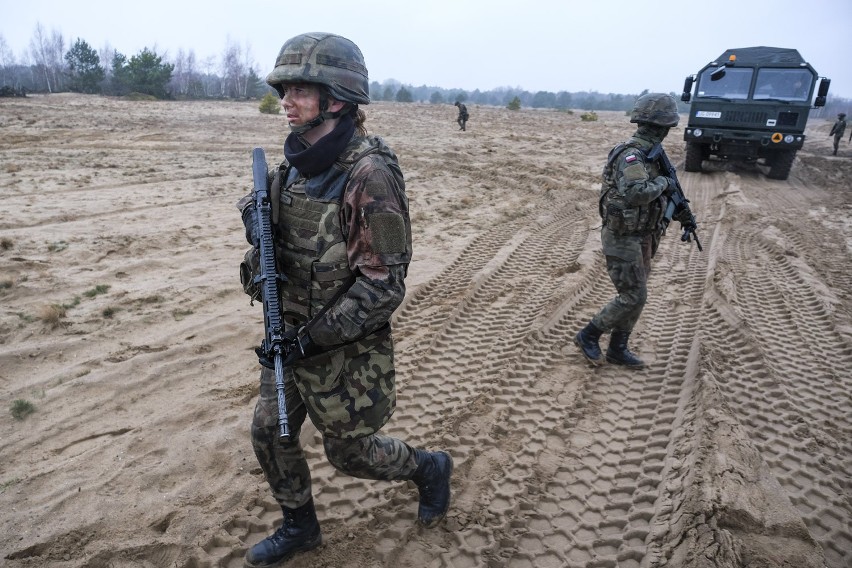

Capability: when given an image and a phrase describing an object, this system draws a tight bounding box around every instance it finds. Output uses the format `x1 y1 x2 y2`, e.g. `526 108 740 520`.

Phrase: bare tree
169 48 202 98
29 23 53 92
28 23 65 92
171 48 188 96
220 37 243 98
241 41 255 98
99 42 116 78
201 54 218 97
0 34 15 87
185 50 201 97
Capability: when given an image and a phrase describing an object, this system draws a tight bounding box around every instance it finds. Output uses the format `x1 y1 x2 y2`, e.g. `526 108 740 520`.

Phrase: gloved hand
255 327 323 369
241 205 260 248
664 176 678 196
673 205 695 226
288 327 322 361
254 343 274 369
254 326 299 369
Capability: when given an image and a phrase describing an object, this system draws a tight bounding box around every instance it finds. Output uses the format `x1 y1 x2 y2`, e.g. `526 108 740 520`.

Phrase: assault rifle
647 143 703 252
251 147 290 438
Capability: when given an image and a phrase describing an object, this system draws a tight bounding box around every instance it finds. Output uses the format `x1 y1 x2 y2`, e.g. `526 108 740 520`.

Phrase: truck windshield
696 67 752 100
753 68 813 102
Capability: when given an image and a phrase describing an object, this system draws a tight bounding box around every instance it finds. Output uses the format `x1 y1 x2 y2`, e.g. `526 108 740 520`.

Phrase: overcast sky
3 0 851 99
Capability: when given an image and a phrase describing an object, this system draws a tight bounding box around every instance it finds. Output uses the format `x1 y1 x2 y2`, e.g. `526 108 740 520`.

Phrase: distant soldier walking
829 112 846 155
454 101 469 131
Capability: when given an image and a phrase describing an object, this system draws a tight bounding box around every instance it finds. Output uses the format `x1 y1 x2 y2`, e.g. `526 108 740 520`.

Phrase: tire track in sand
695 171 852 567
199 164 849 568
203 193 603 566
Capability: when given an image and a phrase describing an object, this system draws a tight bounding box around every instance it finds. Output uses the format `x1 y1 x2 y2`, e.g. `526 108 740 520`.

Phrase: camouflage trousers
251 366 419 509
591 235 653 334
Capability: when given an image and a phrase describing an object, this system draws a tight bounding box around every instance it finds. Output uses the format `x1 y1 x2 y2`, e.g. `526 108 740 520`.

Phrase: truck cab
681 46 829 180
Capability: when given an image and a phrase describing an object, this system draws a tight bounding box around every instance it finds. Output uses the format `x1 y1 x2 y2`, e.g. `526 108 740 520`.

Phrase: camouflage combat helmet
840 112 847 119
266 32 370 105
630 93 680 127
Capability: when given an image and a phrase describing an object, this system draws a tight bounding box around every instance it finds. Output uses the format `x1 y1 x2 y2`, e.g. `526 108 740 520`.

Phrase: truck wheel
767 150 796 180
685 142 703 172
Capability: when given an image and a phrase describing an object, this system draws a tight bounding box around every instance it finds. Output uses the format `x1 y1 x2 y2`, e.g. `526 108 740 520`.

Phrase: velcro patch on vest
366 180 388 198
369 212 407 254
625 154 638 163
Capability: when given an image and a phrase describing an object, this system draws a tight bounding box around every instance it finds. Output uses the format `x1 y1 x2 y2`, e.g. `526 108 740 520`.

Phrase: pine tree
65 38 104 94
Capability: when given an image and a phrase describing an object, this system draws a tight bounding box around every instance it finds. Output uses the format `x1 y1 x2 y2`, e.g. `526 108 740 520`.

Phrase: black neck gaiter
284 113 355 176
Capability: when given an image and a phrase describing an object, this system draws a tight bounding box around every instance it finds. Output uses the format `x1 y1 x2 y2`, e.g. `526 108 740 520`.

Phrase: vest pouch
605 205 635 235
619 207 641 232
310 259 351 316
293 327 395 439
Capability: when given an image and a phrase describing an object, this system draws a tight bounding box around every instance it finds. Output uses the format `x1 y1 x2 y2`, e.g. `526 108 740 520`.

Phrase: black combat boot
411 449 453 528
574 322 604 364
605 331 645 368
244 498 322 567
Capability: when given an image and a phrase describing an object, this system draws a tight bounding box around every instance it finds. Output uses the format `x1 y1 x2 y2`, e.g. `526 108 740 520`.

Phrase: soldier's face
280 83 321 127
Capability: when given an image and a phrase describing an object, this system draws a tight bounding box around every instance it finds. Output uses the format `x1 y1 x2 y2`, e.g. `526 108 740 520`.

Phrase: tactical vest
275 136 396 326
599 142 666 236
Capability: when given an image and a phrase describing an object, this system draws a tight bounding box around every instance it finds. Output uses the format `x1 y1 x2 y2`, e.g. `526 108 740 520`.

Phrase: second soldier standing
574 93 692 369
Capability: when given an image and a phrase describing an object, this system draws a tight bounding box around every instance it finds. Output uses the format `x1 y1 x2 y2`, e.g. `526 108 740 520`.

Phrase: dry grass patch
38 304 66 327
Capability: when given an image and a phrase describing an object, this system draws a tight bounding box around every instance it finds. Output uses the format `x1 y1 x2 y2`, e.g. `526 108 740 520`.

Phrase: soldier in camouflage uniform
574 93 684 369
454 101 469 131
237 32 453 567
829 112 846 155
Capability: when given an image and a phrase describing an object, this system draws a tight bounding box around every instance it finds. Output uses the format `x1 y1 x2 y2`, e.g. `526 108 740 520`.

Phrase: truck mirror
682 76 694 102
814 78 830 107
710 66 726 81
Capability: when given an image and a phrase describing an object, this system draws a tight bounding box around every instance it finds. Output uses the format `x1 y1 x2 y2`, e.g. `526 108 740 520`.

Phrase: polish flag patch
625 154 638 163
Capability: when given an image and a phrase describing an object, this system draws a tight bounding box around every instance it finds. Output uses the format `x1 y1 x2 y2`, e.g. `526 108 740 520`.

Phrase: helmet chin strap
289 113 326 134
288 94 352 134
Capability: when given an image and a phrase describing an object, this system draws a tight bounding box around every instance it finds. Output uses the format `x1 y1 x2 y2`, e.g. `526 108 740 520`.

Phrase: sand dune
1 94 849 567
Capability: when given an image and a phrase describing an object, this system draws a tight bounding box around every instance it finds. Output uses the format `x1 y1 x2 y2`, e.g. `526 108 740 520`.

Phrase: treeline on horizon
1 26 848 118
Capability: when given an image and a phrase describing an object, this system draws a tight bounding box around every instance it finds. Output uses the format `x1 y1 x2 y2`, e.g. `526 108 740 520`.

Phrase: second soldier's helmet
630 93 680 127
266 32 370 105
840 113 847 119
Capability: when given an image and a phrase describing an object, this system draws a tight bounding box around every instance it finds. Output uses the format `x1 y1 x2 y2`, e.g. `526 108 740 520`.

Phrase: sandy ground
0 94 850 568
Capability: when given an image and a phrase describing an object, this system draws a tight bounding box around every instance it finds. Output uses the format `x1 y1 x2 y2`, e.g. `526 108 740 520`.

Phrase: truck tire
767 150 796 180
685 142 704 172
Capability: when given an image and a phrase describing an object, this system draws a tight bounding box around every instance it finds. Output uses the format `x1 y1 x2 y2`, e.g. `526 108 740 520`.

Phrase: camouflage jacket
238 134 411 438
238 135 412 348
599 133 670 257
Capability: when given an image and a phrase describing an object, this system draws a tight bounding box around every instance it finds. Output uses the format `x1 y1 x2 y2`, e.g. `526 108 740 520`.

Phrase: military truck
681 46 830 180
